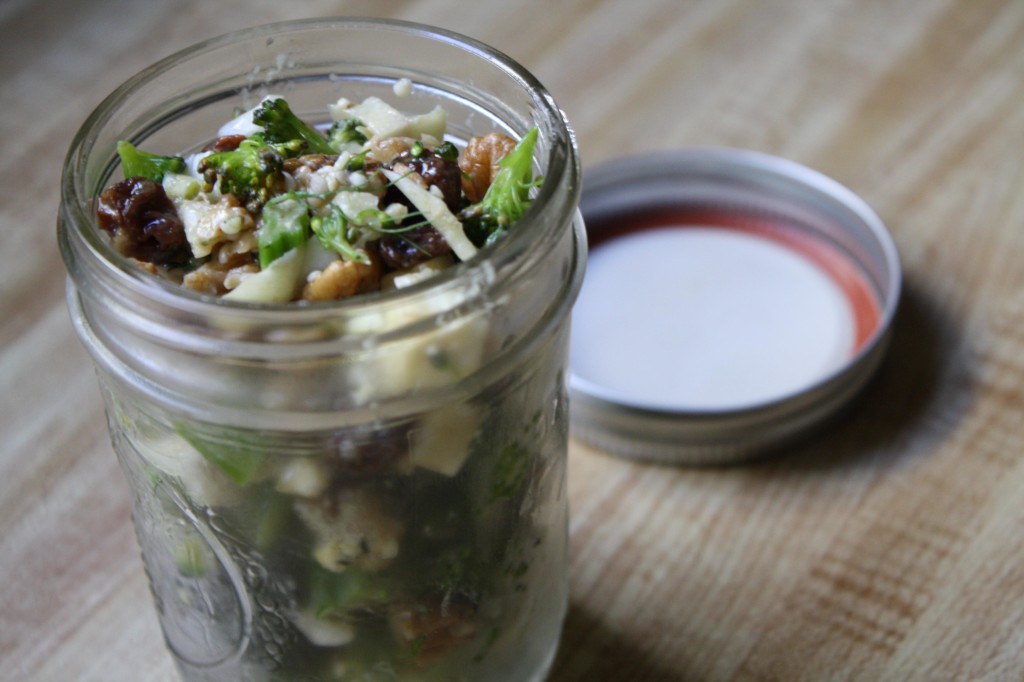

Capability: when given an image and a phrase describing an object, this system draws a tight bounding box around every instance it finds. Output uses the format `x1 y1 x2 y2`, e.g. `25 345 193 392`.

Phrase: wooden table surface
3 0 1023 680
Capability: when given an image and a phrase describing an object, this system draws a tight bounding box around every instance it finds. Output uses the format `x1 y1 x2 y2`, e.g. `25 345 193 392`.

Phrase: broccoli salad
99 91 569 681
96 90 540 303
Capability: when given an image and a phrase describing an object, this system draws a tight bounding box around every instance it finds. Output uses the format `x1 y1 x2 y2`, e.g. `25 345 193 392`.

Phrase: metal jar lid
568 148 901 465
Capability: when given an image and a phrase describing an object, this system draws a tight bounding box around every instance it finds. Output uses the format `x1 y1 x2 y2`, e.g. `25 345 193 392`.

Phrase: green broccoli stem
174 422 268 486
259 196 311 268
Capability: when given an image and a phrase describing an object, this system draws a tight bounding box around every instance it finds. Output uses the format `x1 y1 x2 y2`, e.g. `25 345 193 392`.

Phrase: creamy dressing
570 226 857 410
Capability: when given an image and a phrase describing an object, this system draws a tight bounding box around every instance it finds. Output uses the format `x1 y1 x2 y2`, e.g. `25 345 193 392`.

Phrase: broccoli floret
327 118 368 152
459 127 541 247
253 97 336 155
116 141 186 182
198 135 303 213
311 205 369 265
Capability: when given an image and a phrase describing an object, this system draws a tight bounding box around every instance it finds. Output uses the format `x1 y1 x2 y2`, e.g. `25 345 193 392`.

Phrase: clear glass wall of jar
59 18 585 682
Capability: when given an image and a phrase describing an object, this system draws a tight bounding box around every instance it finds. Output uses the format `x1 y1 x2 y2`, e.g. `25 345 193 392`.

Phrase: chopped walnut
302 252 382 301
183 262 259 295
221 263 260 291
182 230 258 295
176 193 255 259
214 229 258 266
283 153 338 174
129 259 161 276
367 136 415 164
459 133 517 203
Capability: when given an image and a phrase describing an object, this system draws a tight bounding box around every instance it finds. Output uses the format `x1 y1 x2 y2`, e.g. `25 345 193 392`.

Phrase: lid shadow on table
742 276 975 475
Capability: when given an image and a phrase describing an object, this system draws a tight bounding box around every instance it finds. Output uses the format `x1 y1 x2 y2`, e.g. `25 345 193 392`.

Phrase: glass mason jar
58 18 585 682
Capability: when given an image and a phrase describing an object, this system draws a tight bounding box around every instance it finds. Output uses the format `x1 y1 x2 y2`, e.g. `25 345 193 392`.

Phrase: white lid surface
572 226 856 411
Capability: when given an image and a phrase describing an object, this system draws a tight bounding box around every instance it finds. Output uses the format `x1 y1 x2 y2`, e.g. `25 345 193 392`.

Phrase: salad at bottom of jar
124 337 567 680
95 87 541 304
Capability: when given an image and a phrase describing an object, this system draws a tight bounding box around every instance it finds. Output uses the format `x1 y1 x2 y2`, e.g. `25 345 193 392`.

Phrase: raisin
459 133 517 203
204 134 247 152
389 148 464 213
377 225 453 270
96 177 191 265
371 148 465 270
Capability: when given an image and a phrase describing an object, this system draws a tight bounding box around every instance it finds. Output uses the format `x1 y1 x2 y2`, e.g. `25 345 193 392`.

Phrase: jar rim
59 16 581 326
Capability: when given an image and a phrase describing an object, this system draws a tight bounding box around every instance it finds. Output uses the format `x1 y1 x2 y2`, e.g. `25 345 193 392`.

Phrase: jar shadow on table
748 275 974 473
549 602 687 682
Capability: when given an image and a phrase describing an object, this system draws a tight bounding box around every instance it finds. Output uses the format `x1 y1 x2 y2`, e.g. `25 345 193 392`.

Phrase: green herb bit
490 442 531 503
435 140 459 163
116 141 186 182
409 634 429 658
472 626 502 663
346 149 370 171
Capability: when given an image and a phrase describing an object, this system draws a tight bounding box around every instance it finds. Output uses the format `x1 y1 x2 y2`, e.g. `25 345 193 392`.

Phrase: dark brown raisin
371 148 465 270
95 177 191 265
390 148 464 213
377 225 453 270
204 134 247 152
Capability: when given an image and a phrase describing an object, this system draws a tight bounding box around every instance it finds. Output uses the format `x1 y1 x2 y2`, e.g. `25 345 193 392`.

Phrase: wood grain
2 1 1023 680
